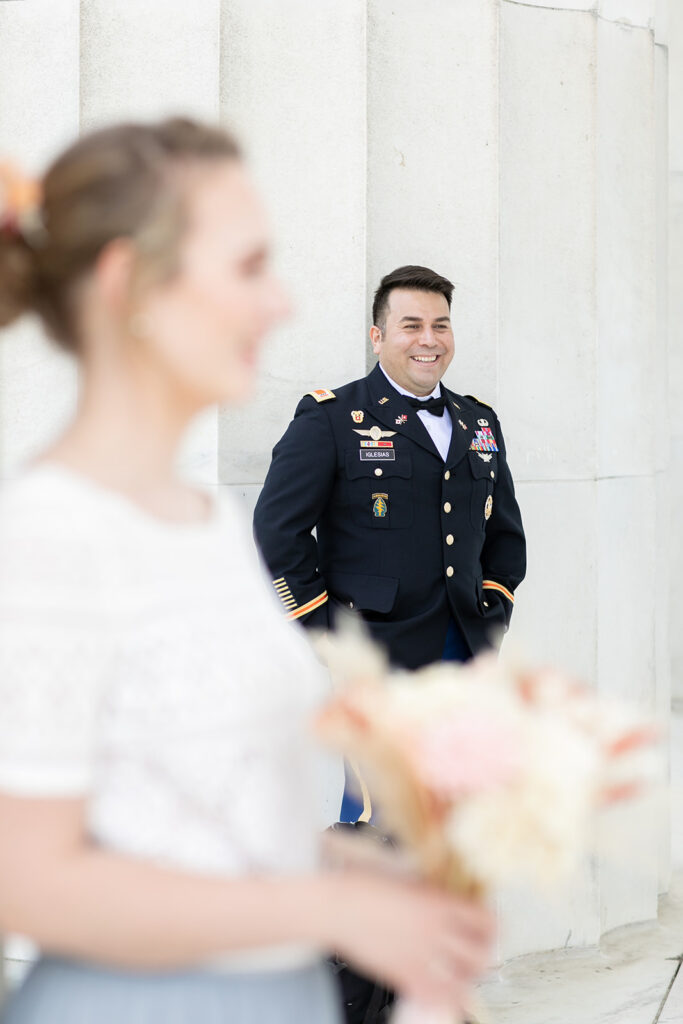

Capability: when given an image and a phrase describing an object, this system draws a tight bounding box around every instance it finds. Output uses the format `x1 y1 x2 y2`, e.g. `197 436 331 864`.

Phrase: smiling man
254 264 526 677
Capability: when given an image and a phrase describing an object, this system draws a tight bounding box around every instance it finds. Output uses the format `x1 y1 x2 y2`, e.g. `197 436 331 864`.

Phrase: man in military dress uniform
256 266 521 1018
254 264 526 674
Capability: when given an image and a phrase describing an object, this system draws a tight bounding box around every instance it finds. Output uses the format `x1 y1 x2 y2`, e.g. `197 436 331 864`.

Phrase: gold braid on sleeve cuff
482 579 515 604
286 591 328 620
272 578 329 620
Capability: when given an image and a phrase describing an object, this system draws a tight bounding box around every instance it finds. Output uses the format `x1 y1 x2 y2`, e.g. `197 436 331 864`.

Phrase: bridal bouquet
315 627 660 1024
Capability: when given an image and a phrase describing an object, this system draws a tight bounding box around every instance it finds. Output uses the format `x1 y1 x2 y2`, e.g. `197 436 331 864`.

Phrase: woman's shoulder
0 464 111 588
2 461 94 508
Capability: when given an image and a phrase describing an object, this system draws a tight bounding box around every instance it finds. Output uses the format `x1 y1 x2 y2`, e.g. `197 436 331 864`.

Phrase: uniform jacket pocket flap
344 452 412 480
468 451 497 478
327 571 399 613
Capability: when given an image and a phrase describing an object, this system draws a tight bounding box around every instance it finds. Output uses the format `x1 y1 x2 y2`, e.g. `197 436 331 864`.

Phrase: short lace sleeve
0 477 112 796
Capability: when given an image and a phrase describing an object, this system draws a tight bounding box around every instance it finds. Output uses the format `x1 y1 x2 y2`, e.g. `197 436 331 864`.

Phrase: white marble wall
0 0 80 476
367 0 500 397
217 0 367 487
0 0 678 963
669 2 683 703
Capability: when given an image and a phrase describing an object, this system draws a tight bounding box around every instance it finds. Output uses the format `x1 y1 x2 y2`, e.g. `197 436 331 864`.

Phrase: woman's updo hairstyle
0 118 241 351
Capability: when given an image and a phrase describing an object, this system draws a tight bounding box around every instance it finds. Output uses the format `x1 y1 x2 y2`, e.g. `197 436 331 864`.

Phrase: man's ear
369 325 383 355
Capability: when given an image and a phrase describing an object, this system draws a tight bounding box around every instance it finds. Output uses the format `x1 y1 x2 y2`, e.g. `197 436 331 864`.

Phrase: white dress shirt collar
377 364 453 462
378 364 442 401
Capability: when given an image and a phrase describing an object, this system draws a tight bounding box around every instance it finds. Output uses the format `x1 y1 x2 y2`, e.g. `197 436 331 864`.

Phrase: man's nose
417 328 436 346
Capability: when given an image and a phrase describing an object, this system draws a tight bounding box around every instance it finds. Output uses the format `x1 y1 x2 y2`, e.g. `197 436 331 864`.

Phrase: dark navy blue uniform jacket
253 364 526 669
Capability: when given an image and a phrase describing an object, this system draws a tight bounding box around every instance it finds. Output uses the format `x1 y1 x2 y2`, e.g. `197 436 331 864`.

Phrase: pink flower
411 710 523 798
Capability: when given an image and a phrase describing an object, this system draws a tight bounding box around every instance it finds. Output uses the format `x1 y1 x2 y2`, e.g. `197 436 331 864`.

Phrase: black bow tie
405 394 447 416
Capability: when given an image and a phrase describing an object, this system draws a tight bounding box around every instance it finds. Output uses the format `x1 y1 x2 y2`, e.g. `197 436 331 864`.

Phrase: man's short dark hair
372 265 454 330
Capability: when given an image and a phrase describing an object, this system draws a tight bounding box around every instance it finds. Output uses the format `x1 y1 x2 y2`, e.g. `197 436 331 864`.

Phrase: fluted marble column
81 0 222 486
496 5 600 957
500 0 667 958
367 0 500 393
217 0 367 511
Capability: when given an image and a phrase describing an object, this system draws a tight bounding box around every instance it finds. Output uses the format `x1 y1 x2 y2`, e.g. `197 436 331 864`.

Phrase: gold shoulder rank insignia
465 394 493 410
307 388 336 403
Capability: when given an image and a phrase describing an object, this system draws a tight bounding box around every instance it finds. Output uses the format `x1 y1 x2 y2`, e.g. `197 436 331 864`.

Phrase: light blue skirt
1 956 342 1024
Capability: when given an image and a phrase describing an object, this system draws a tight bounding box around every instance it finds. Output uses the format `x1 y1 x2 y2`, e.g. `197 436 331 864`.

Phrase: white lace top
0 465 334 889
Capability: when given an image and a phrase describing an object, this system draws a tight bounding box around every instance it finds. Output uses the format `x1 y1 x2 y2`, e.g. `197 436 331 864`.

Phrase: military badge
477 453 493 463
458 419 469 431
379 397 389 405
372 493 388 518
395 415 407 426
354 426 396 441
477 418 489 427
351 410 364 424
485 495 493 521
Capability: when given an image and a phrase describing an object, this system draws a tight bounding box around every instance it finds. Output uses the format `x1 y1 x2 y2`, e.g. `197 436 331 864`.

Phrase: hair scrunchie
0 162 44 245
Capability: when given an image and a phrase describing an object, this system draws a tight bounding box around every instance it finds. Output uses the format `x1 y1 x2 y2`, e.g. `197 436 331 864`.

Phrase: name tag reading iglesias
359 449 396 461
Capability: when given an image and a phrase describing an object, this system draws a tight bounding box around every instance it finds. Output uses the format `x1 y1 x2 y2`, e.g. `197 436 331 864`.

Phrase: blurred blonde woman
0 119 492 1023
